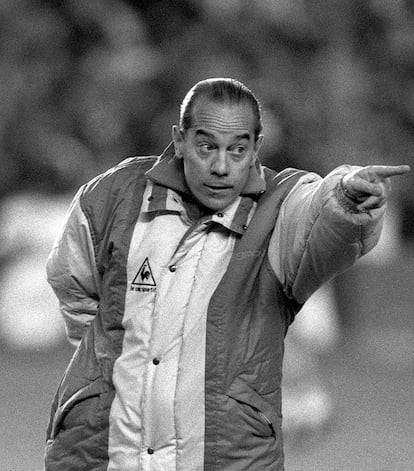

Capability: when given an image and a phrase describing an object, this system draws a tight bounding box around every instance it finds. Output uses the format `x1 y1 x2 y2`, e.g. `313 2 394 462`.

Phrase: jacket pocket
48 377 108 441
226 376 281 438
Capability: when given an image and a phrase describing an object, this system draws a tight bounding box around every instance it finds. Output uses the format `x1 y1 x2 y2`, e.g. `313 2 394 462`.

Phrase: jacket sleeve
46 187 101 346
268 165 385 304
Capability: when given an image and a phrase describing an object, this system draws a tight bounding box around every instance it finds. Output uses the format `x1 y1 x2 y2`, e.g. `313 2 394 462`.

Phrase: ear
251 134 264 166
172 125 185 159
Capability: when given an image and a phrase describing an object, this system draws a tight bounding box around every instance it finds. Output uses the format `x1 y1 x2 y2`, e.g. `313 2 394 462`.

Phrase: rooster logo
141 267 151 282
132 258 156 286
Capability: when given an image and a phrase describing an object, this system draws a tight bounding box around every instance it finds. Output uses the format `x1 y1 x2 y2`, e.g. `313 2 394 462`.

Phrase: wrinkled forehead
190 99 255 135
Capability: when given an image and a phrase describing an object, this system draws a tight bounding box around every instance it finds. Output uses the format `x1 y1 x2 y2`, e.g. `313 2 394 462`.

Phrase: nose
211 150 228 176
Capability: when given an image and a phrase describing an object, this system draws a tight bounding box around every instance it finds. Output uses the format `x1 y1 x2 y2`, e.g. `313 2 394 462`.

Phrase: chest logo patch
131 257 156 292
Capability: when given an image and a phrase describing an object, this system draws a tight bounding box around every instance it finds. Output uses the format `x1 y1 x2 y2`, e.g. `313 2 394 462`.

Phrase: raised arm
268 164 410 304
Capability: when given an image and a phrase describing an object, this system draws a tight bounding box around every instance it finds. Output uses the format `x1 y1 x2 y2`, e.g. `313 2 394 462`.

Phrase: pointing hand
341 165 410 210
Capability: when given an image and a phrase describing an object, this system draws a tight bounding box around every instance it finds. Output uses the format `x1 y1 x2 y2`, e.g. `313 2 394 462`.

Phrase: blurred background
0 0 413 469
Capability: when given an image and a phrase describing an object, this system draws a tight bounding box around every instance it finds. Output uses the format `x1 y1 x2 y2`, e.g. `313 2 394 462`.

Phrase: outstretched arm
341 165 410 211
269 164 410 304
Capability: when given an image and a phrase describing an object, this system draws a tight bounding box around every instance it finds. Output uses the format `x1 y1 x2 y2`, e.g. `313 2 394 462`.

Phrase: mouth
204 184 233 190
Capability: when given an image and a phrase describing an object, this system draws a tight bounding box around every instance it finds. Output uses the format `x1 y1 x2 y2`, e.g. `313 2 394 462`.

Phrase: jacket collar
145 142 266 196
141 180 256 235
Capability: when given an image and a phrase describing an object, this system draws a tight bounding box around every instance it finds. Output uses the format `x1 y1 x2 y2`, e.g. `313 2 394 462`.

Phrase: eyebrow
195 129 215 140
194 129 251 141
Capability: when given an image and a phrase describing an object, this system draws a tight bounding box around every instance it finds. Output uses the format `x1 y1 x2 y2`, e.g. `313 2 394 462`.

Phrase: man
45 78 409 470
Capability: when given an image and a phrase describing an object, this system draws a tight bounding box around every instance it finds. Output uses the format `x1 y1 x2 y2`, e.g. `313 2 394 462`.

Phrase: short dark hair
179 78 263 140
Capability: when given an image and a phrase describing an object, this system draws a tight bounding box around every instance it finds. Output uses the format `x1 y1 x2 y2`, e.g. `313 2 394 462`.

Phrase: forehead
190 99 255 136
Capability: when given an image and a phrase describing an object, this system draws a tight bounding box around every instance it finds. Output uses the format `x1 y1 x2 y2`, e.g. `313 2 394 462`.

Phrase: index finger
369 165 411 178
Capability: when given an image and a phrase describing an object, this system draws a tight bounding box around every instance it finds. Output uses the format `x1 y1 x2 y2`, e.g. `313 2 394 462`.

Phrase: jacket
45 143 384 470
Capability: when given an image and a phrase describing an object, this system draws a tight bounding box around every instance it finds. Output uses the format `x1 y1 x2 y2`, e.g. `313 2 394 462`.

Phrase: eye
231 145 247 156
199 143 214 154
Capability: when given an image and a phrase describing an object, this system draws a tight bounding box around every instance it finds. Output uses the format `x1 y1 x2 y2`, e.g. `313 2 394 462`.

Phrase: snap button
152 358 160 365
217 212 224 218
147 447 154 455
169 265 177 272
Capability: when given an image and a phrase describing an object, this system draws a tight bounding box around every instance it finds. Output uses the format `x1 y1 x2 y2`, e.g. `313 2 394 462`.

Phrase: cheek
235 162 253 186
183 159 205 191
184 156 207 180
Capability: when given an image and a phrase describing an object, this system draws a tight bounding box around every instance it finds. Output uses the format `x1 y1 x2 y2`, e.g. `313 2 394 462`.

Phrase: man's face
173 99 263 211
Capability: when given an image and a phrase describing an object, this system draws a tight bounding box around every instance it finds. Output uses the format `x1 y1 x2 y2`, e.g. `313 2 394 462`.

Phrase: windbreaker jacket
45 144 384 470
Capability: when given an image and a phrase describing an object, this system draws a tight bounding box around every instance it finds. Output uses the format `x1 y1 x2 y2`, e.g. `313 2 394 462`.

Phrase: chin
194 191 237 212
203 198 232 212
